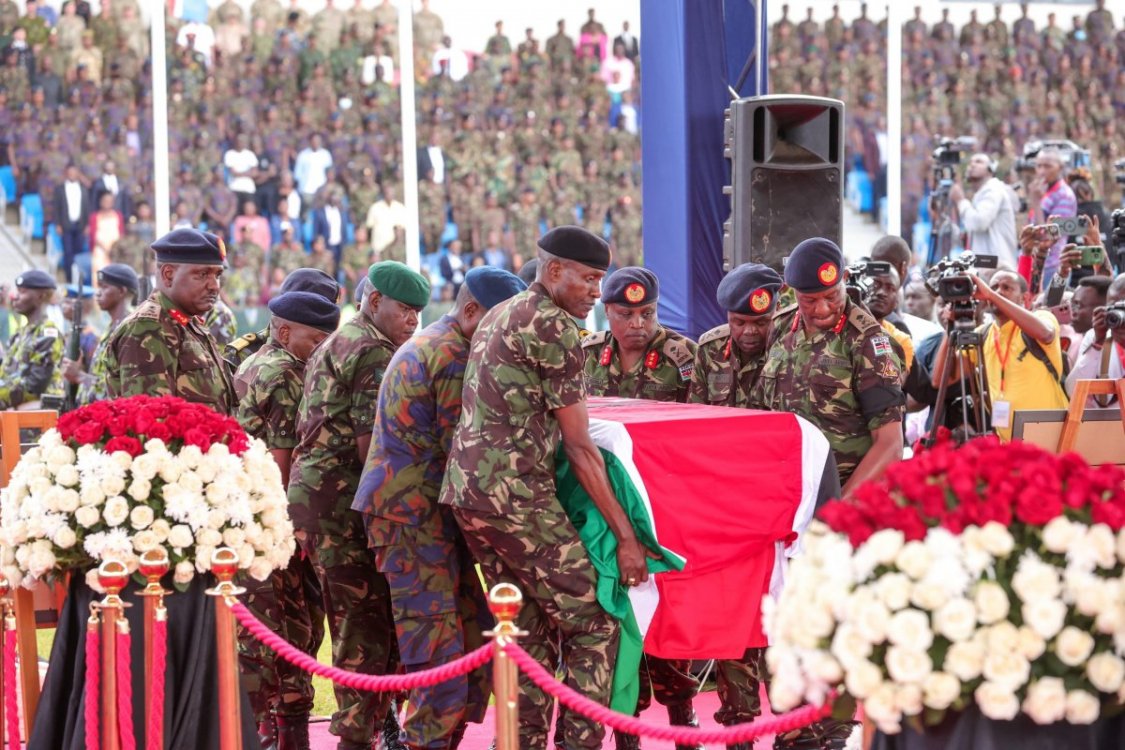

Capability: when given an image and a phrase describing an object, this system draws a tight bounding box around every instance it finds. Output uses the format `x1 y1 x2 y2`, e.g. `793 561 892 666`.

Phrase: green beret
367 261 431 308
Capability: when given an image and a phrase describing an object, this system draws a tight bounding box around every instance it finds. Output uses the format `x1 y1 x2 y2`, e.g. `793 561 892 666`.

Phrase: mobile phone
1051 215 1090 237
1075 245 1104 267
1033 224 1061 241
1049 303 1072 325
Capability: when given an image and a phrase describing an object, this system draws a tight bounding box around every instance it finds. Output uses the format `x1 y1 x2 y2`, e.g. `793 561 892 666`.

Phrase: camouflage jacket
749 300 905 483
582 327 696 403
440 283 586 514
353 315 469 543
234 342 305 451
102 292 236 414
77 315 128 406
225 329 268 374
288 309 398 536
204 299 238 346
0 317 64 409
686 324 770 408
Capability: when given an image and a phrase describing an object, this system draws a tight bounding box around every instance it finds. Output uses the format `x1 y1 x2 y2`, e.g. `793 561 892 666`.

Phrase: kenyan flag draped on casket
556 398 838 710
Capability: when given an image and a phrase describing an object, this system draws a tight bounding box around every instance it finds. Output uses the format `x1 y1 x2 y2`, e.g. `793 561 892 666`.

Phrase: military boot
613 729 641 750
275 714 311 750
257 716 278 750
667 703 704 750
381 707 408 750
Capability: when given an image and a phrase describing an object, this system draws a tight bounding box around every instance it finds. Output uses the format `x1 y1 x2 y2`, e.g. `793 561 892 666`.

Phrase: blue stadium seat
845 169 873 213
345 222 355 246
20 194 43 239
0 166 15 202
913 222 931 254
440 221 458 246
302 218 314 249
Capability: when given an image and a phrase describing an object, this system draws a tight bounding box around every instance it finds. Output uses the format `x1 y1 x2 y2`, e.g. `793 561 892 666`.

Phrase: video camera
1114 158 1125 187
843 260 892 307
1106 302 1125 331
1108 209 1125 271
1013 139 1092 173
932 136 977 168
923 252 999 332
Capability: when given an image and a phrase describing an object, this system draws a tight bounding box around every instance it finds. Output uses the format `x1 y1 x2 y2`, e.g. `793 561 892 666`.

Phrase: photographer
948 153 1019 268
1026 148 1078 288
930 269 1069 441
1066 273 1125 402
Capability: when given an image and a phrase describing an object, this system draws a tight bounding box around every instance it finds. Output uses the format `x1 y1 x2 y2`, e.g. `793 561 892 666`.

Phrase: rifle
62 264 83 412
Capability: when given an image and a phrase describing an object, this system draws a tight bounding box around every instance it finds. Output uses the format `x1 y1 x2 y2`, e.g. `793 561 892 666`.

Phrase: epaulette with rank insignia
581 330 608 348
697 324 730 347
227 331 262 354
662 336 695 381
846 304 882 335
135 299 161 320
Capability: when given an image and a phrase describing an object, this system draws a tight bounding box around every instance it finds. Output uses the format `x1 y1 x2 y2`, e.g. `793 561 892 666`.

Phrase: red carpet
307 689 779 749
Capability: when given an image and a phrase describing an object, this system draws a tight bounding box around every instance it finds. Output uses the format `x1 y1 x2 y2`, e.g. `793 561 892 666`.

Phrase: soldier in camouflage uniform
440 227 654 749
579 267 700 750
0 271 64 410
288 261 431 750
235 291 340 750
204 298 238 347
353 267 526 750
102 229 237 414
61 264 137 407
688 264 784 408
225 269 340 374
750 239 905 750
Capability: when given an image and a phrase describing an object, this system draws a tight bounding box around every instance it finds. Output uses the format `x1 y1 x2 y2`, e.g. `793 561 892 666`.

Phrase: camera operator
930 269 1069 441
948 154 1019 269
1066 273 1125 402
1026 148 1078 288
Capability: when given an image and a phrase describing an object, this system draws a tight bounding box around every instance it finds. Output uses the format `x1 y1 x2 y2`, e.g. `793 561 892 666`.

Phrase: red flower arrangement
818 433 1125 547
56 395 250 457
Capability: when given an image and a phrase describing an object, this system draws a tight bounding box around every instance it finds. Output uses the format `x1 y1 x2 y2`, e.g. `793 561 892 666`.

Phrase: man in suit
613 20 638 62
417 128 445 185
311 188 347 267
53 164 89 282
92 160 131 219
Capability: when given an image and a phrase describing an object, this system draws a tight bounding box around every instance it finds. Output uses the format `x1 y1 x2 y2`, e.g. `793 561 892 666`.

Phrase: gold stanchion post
138 549 170 747
206 547 245 750
97 560 131 750
486 583 525 750
0 576 8 742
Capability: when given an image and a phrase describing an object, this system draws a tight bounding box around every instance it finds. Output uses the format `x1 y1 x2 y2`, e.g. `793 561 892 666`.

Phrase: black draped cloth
871 705 1125 750
28 573 261 749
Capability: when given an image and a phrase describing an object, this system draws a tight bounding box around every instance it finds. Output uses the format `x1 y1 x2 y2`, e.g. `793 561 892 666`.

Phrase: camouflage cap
784 237 844 293
602 266 658 306
368 261 431 308
464 266 527 310
151 228 227 267
717 263 783 316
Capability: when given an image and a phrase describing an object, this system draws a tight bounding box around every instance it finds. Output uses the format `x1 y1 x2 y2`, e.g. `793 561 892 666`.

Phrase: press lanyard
993 323 1017 395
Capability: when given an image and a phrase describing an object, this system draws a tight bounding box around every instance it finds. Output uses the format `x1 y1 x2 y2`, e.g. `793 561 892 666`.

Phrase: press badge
992 400 1011 429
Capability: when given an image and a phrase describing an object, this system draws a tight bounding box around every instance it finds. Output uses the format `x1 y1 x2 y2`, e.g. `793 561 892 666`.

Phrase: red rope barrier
85 624 101 750
3 620 21 750
116 627 136 750
230 601 493 691
147 618 167 750
505 643 835 744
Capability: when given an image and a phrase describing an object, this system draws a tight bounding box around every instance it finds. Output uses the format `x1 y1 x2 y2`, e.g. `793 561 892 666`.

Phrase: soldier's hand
617 537 655 586
60 357 83 384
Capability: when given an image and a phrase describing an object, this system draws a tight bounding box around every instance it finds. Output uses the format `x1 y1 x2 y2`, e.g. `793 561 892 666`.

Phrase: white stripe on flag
588 417 684 635
769 415 832 600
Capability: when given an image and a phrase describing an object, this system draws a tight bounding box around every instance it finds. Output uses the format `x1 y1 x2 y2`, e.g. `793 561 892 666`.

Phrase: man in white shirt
176 22 215 66
602 40 635 94
431 36 468 81
223 134 259 211
293 134 334 207
949 153 1019 269
1067 274 1124 405
365 183 407 257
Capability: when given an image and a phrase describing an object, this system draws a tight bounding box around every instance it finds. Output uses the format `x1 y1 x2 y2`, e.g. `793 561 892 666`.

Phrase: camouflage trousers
635 655 700 713
236 551 326 723
373 509 494 750
452 505 620 750
715 648 765 726
298 529 400 745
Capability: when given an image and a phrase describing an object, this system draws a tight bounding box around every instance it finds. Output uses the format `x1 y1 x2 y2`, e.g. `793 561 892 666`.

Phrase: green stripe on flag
555 447 685 715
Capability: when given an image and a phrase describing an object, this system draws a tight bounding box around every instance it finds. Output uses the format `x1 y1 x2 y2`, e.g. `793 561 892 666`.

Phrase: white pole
886 2 903 237
151 1 170 238
755 0 766 92
398 0 421 271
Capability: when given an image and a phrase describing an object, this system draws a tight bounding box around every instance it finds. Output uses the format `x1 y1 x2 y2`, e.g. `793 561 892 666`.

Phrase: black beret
65 283 94 299
537 225 611 271
517 258 539 285
464 266 527 310
716 263 783 316
151 228 227 266
784 237 844 293
98 263 139 293
268 291 341 333
602 266 658 306
14 269 56 290
280 268 339 303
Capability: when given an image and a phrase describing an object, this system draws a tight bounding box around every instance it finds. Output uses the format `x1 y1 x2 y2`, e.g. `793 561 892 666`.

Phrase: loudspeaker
723 95 845 272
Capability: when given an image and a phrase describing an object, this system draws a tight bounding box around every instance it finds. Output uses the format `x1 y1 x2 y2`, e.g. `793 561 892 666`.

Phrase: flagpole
151 0 171 238
886 2 903 237
397 0 421 271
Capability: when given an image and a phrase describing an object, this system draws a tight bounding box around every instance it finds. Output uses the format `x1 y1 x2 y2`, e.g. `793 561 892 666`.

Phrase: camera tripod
924 316 991 447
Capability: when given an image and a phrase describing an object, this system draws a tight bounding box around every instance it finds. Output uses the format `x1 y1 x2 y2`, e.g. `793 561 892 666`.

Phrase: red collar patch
644 350 660 370
723 339 731 361
169 308 192 327
600 344 612 366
